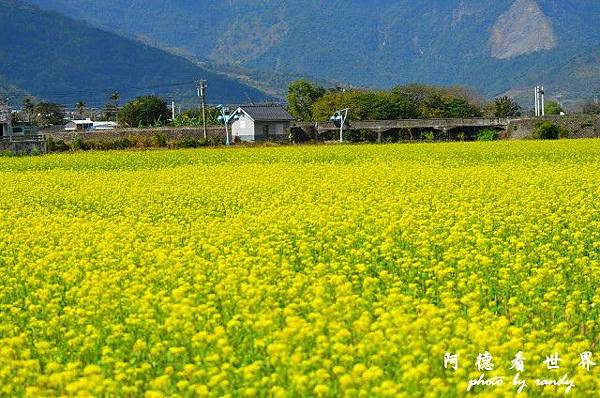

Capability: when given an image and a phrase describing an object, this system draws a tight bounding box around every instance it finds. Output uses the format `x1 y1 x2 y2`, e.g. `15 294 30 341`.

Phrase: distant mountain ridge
26 0 600 103
0 0 270 106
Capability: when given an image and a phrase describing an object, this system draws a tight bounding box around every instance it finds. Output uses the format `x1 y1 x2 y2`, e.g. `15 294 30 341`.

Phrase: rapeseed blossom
0 140 598 396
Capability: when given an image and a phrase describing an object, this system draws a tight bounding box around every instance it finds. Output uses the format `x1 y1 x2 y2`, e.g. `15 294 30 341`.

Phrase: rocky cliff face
490 0 557 59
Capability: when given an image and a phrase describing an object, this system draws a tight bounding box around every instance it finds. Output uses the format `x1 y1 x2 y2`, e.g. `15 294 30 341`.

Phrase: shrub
70 137 88 151
289 127 311 143
111 138 133 150
206 136 225 146
477 129 498 141
48 137 70 152
133 135 155 148
117 96 170 128
153 133 168 148
177 137 204 148
422 131 435 142
544 101 564 116
532 122 569 140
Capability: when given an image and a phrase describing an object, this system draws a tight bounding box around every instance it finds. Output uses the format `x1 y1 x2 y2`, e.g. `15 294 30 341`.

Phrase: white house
231 105 294 142
65 119 94 131
89 121 118 131
64 120 117 132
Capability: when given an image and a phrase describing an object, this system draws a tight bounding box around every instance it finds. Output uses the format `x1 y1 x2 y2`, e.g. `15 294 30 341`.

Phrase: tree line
286 80 592 122
13 94 225 129
12 80 600 129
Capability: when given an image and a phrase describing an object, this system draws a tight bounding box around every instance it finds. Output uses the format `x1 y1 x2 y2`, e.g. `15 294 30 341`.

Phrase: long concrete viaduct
293 118 510 141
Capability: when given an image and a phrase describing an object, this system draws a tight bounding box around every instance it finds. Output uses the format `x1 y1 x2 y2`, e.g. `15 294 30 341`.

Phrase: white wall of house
231 114 256 142
232 118 290 143
65 120 94 131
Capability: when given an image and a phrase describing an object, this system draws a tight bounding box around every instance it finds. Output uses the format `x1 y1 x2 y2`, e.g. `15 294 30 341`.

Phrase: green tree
532 121 568 140
75 101 87 119
348 92 399 120
104 92 121 121
488 96 521 117
111 91 120 106
544 101 564 115
172 108 220 127
22 97 35 122
582 101 600 115
311 84 483 122
388 90 421 119
311 91 354 122
477 129 498 141
33 102 65 126
287 80 326 121
117 96 170 127
444 98 482 118
311 90 394 121
391 84 447 118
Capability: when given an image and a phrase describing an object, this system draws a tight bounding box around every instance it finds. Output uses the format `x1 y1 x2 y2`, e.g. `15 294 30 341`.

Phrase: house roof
238 106 295 122
67 119 94 124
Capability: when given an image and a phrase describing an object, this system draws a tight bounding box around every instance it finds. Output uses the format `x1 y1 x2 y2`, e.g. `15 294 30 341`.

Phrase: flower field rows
0 140 598 397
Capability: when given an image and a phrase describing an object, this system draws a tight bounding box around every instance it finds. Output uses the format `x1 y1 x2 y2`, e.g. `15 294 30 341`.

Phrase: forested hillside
27 0 600 102
0 0 270 106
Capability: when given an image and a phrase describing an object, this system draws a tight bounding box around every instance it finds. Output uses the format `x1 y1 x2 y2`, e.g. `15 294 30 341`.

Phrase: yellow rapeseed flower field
0 140 598 397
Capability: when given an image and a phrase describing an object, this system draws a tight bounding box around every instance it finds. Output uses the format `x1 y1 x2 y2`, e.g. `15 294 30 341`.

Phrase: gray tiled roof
240 106 295 121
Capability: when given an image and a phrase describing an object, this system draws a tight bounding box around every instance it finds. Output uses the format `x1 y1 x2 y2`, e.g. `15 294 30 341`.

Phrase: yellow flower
0 140 598 396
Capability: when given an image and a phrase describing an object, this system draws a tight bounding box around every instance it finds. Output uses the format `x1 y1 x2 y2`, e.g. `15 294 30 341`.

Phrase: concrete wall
47 126 226 143
507 116 600 139
38 115 600 146
0 140 47 154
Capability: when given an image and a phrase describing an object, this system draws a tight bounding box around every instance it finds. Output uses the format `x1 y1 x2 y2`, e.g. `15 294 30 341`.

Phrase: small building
10 122 39 136
65 119 94 131
65 119 118 132
231 105 295 142
0 102 11 138
89 121 117 131
0 103 46 153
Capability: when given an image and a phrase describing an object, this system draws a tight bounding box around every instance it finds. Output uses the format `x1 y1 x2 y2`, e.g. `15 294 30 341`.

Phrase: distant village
2 80 600 155
0 98 297 150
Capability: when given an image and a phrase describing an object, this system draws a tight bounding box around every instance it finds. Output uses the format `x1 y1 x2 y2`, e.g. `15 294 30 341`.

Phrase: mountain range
2 0 600 107
0 0 270 107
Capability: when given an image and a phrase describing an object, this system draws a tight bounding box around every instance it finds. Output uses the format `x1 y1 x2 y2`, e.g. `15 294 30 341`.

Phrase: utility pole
534 86 545 117
171 97 176 120
198 80 207 139
541 86 545 116
534 86 540 117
